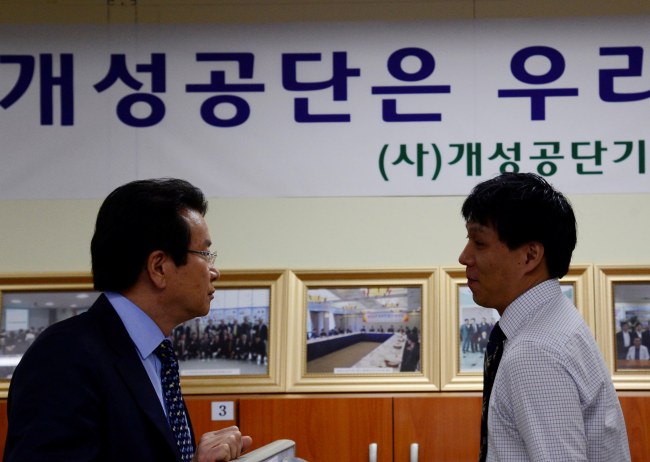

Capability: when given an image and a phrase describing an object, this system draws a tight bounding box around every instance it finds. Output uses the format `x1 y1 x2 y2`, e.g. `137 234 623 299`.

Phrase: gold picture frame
0 273 97 399
178 269 287 394
596 265 650 390
286 269 439 392
440 265 594 391
0 270 287 397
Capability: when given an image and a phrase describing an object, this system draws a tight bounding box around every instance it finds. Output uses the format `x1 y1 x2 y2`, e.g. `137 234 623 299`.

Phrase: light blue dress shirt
105 292 168 415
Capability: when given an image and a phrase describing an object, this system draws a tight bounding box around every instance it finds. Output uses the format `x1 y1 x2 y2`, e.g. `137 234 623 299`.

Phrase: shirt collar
498 278 560 340
105 291 166 360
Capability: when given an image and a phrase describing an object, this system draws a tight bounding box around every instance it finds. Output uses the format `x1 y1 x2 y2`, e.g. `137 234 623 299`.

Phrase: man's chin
471 294 487 308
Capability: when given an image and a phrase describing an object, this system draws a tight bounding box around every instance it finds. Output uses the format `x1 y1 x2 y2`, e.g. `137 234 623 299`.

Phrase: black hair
461 172 577 279
91 178 208 292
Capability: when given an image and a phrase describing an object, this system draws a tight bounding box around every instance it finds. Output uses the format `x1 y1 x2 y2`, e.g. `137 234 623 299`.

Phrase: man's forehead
465 221 493 233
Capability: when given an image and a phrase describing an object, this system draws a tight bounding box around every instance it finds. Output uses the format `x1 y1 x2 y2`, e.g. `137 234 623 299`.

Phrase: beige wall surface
1 193 649 274
1 0 649 275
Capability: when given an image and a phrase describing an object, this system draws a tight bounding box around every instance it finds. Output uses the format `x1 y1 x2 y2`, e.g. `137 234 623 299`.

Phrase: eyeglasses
187 250 218 266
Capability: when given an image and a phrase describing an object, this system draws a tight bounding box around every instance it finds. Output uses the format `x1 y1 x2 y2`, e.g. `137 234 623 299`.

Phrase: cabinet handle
369 442 377 462
410 443 419 462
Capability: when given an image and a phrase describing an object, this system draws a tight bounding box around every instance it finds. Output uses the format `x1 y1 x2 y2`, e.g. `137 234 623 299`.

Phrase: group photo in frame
285 269 439 392
0 273 97 398
0 271 287 396
596 266 650 390
174 289 270 376
457 288 500 374
440 265 595 391
177 270 287 394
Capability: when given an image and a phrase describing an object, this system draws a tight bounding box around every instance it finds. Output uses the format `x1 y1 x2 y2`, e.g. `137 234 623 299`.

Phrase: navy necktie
155 339 194 462
479 322 506 462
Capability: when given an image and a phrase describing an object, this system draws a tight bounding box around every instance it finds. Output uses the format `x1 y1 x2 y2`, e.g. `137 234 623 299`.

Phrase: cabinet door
393 395 482 462
239 396 393 462
619 394 650 461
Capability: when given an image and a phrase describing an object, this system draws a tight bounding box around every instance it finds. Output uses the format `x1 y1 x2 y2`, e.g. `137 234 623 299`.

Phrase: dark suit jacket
616 330 632 360
4 294 193 461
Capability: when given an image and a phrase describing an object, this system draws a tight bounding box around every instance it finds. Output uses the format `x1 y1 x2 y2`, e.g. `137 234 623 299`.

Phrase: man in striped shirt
459 172 630 462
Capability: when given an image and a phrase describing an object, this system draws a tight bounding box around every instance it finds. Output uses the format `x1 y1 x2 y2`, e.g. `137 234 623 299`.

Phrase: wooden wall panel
2 0 649 24
185 396 239 444
619 394 650 459
0 394 648 460
239 396 394 462
394 395 482 462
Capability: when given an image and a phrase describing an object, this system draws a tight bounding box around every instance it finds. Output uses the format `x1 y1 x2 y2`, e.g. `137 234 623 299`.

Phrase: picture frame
178 269 287 394
0 270 287 397
440 265 594 391
285 269 439 392
596 265 650 390
0 273 97 398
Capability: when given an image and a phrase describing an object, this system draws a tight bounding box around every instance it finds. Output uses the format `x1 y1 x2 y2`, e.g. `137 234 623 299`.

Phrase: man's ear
146 250 168 289
524 241 545 270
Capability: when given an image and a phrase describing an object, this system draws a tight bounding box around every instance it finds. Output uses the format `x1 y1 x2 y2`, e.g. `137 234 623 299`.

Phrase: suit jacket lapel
90 295 183 460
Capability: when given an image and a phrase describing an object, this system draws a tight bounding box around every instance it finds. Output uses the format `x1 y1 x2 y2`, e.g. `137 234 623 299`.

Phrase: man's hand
193 426 253 462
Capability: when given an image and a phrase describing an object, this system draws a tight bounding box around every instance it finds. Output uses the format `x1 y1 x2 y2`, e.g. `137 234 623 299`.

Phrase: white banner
0 17 648 199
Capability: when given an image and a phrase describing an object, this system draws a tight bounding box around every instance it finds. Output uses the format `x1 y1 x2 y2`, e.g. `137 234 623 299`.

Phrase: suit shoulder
17 295 114 363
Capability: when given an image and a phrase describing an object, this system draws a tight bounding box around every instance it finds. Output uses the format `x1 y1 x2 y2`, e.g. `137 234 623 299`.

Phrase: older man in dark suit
616 321 632 360
4 178 252 462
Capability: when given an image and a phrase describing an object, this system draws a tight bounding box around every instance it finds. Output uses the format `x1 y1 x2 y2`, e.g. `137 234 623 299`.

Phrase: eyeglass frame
187 249 218 266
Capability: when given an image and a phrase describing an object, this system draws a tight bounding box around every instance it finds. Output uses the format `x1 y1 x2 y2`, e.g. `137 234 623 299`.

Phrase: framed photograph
0 273 97 398
596 266 650 390
285 269 439 392
0 271 287 397
178 270 287 394
440 265 594 391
